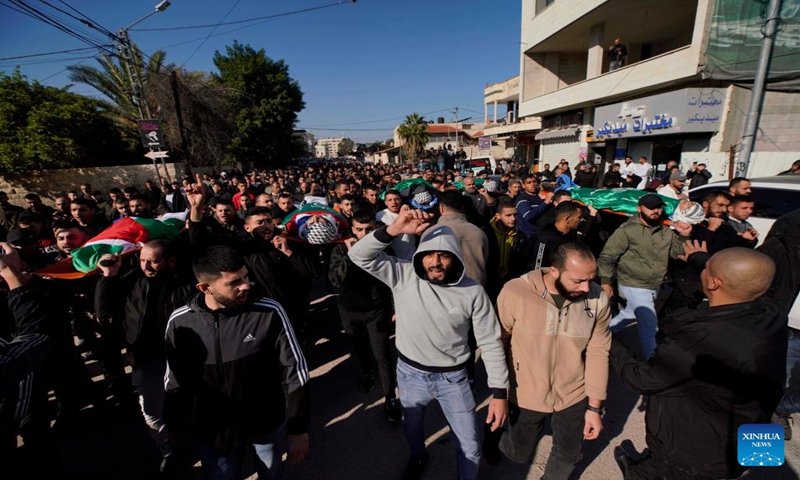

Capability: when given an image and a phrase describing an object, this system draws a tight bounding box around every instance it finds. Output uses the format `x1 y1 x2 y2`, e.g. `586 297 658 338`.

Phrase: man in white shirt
657 172 688 200
375 189 416 260
633 156 653 189
620 156 636 178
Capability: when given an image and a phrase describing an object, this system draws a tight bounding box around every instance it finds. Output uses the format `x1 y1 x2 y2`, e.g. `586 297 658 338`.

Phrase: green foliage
0 71 132 173
397 113 429 162
213 41 305 168
338 138 355 157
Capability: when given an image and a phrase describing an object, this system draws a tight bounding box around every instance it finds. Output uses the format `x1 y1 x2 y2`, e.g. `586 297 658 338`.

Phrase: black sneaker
402 453 428 480
360 372 375 393
613 445 633 477
773 412 794 441
385 398 402 422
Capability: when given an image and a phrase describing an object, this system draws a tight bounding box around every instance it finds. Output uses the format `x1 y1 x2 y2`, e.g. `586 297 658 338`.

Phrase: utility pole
738 0 782 177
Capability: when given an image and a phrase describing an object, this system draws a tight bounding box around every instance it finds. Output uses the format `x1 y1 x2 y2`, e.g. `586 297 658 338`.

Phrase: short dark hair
364 184 379 193
438 190 465 212
123 186 139 195
553 190 573 203
23 193 41 201
729 177 749 189
109 188 123 195
384 189 401 199
143 239 176 259
550 242 596 270
340 194 356 203
352 210 376 224
702 191 731 204
53 219 86 234
730 195 755 207
277 192 293 201
495 197 516 213
554 201 582 222
70 197 96 209
193 245 245 282
243 206 272 222
214 198 234 208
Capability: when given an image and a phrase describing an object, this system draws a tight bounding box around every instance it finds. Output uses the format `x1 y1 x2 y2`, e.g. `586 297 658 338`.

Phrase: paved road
34 282 800 479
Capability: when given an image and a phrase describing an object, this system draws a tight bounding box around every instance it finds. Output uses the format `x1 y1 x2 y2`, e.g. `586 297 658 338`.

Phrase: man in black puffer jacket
164 245 310 479
612 247 787 480
329 209 400 422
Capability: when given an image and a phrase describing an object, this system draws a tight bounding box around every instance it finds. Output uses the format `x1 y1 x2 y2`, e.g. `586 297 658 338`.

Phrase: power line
180 0 243 69
55 0 117 38
37 0 116 40
0 45 106 61
0 55 95 67
132 0 355 32
302 109 452 128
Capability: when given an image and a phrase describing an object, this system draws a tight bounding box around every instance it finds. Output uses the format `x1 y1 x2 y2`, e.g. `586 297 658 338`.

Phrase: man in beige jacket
486 242 612 479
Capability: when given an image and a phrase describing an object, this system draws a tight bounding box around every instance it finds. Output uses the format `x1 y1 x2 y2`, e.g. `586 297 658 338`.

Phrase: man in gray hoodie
349 207 509 480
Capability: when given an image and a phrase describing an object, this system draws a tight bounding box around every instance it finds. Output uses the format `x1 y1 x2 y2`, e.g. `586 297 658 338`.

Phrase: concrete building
481 75 542 164
517 0 799 178
315 137 343 159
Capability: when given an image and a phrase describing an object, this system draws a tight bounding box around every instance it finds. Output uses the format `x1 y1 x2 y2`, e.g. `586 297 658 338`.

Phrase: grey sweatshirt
349 224 509 397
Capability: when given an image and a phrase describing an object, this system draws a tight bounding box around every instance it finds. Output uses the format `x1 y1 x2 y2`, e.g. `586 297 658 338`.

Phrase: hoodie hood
413 225 465 285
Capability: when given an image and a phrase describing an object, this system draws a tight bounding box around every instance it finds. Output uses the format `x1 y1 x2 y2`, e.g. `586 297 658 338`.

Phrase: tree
213 41 305 168
397 113 429 163
338 138 355 157
67 47 170 134
0 71 133 173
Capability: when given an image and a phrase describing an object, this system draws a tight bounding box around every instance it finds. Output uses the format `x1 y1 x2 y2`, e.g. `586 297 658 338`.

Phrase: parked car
689 175 800 244
461 156 497 176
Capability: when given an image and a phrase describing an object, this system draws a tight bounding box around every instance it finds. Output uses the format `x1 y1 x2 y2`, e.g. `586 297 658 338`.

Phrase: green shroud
569 187 681 216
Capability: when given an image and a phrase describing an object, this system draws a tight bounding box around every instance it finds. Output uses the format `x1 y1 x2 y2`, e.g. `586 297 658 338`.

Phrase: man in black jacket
95 239 195 464
164 245 310 479
482 199 526 302
329 210 401 421
612 247 786 480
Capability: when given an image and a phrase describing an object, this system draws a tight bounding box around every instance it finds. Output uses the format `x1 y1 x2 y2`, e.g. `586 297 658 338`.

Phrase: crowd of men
0 156 798 480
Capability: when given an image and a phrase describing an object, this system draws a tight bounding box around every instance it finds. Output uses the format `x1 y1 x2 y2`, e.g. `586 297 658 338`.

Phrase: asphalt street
29 282 800 480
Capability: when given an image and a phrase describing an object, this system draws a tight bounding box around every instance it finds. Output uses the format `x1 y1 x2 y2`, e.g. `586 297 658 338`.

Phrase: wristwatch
586 405 606 417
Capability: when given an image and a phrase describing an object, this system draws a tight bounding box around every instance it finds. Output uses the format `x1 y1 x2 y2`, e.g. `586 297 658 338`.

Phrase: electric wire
180 0 243 69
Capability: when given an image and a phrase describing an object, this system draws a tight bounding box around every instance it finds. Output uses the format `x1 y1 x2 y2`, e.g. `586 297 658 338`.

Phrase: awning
535 128 580 141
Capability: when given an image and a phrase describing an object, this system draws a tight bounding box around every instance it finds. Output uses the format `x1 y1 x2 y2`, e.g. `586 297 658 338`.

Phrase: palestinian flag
34 215 185 279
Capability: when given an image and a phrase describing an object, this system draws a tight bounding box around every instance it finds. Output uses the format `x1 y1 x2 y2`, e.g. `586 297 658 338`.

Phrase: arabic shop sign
593 88 725 140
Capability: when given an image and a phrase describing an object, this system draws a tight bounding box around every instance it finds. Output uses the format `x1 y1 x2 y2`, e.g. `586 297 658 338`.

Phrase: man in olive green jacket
598 194 691 359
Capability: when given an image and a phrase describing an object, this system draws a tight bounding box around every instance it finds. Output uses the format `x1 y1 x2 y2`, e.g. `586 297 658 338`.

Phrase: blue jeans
397 359 480 480
610 285 659 360
197 423 285 480
777 328 800 415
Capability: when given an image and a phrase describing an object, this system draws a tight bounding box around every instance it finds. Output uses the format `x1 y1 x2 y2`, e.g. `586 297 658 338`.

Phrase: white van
461 156 497 175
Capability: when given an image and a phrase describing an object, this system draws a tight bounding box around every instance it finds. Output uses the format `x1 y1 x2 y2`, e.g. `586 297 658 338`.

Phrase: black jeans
499 399 587 480
339 305 396 398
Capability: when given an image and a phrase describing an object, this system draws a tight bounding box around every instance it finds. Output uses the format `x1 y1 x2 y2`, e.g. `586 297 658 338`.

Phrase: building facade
518 0 799 178
315 137 343 159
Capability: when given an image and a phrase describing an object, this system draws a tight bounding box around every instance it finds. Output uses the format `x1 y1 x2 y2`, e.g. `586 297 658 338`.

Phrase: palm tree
397 113 429 163
67 46 170 130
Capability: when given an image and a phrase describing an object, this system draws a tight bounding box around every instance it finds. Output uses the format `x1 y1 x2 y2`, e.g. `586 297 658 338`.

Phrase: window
750 188 799 219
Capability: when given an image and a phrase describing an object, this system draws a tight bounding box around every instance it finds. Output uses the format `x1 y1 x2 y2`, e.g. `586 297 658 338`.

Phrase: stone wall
0 163 191 206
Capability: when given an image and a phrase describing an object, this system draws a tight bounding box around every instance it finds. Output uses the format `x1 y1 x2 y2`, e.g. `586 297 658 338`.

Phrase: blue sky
0 0 521 143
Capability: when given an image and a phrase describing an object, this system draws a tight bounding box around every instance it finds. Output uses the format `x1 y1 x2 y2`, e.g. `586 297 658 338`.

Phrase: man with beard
94 240 195 470
484 243 611 477
598 194 692 360
349 209 509 480
271 193 297 223
164 245 310 479
665 192 731 312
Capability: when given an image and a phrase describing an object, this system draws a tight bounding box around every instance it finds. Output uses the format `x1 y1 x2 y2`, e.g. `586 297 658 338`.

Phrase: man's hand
741 228 759 241
96 253 122 277
587 201 598 217
584 410 603 440
486 398 508 432
677 240 707 262
386 206 433 237
673 220 692 236
343 237 357 251
601 284 614 299
706 217 724 232
286 433 309 465
0 242 26 290
272 235 294 257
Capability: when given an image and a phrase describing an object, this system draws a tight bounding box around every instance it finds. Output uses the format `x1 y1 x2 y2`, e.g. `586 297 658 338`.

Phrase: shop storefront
591 88 726 170
536 110 584 166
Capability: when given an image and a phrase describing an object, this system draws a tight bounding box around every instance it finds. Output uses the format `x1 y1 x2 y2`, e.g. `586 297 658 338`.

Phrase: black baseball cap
638 194 665 209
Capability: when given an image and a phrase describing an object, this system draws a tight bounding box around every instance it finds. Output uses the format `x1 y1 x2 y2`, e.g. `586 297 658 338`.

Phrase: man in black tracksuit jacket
164 245 310 479
612 247 787 480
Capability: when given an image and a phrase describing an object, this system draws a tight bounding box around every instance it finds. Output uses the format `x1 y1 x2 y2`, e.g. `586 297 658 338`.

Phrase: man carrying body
613 248 786 480
488 243 611 479
711 195 759 251
376 189 416 260
349 208 509 480
598 194 692 359
461 176 496 226
164 245 310 479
